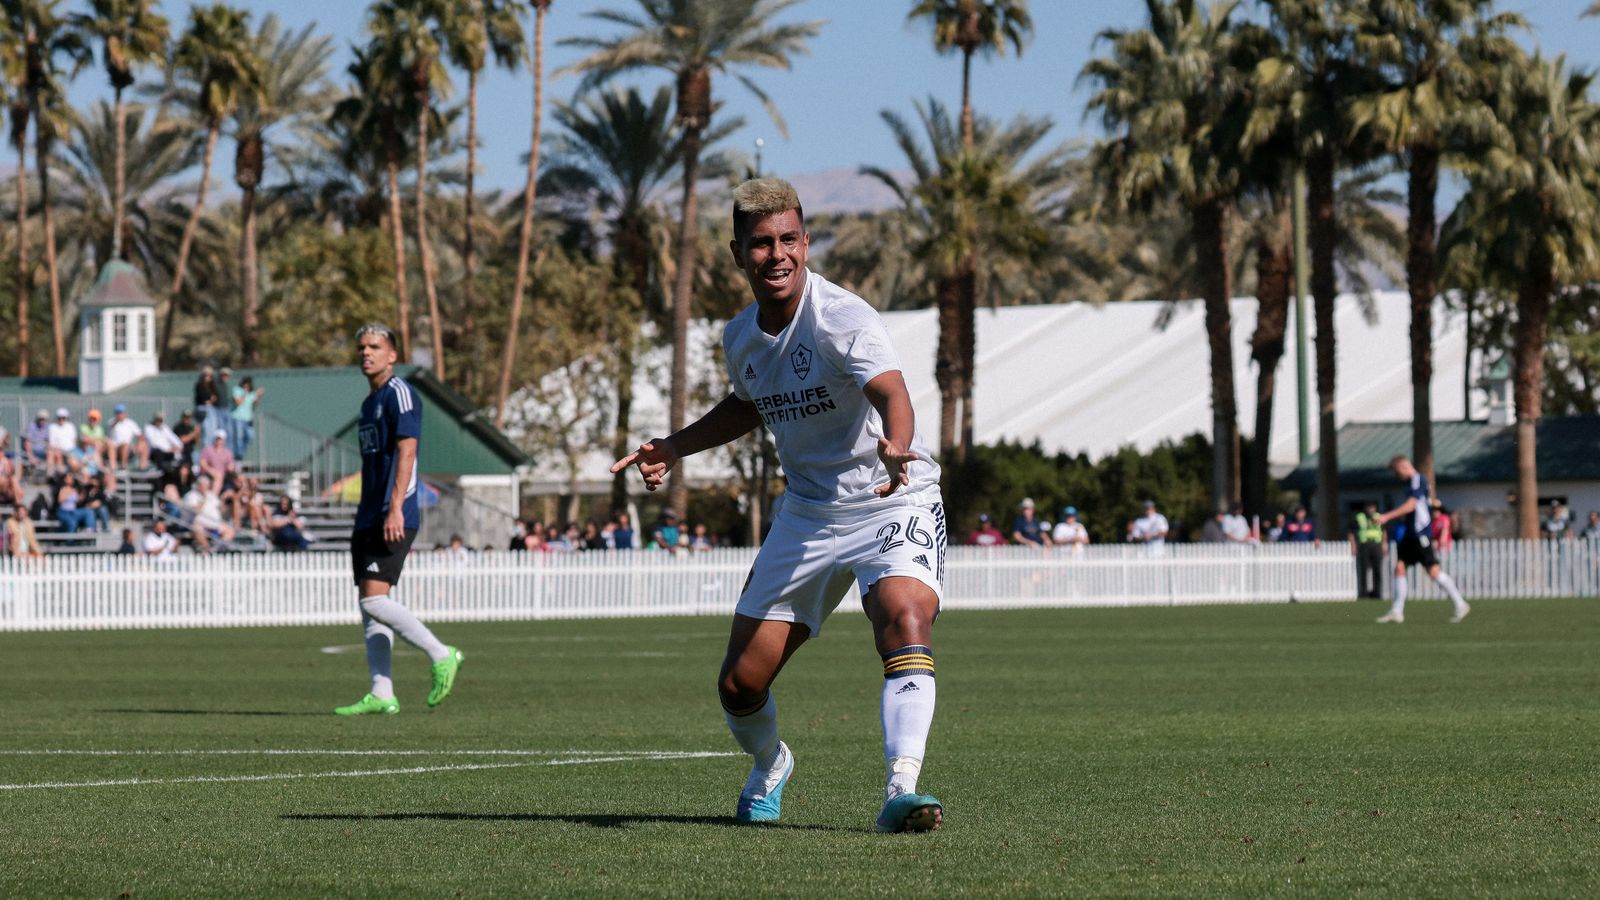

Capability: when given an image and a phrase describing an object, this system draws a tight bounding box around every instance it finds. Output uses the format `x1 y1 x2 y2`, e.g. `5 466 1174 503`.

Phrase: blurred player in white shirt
613 179 945 833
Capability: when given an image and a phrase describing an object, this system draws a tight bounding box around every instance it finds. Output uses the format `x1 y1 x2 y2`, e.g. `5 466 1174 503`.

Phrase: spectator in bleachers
22 409 50 473
230 375 264 459
107 404 148 470
1222 502 1254 544
117 527 138 555
54 476 96 533
269 496 311 551
6 504 42 557
172 409 201 466
183 474 236 551
1131 500 1170 547
1266 512 1287 542
0 435 22 506
612 512 635 550
689 522 714 551
142 518 179 558
1052 507 1089 551
653 510 683 553
581 519 606 550
444 534 471 559
1011 498 1052 547
79 408 108 456
46 408 76 474
157 459 195 514
967 513 1004 546
143 412 183 471
522 523 545 552
193 368 221 435
67 433 118 494
237 475 269 533
1283 506 1317 543
80 472 112 532
1583 511 1600 540
544 523 573 552
199 429 234 487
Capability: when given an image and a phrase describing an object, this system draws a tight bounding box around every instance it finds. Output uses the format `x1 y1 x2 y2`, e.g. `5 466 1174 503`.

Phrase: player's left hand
383 507 405 545
874 438 923 497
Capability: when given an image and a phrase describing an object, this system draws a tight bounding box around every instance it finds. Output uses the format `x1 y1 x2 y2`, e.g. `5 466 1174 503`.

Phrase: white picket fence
0 540 1592 632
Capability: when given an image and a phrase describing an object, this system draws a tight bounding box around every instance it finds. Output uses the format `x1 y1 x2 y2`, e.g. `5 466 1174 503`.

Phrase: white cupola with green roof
77 261 159 395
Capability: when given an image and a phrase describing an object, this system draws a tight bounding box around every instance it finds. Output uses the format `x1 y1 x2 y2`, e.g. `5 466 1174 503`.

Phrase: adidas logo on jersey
366 562 380 573
743 364 756 381
895 681 920 694
912 553 930 570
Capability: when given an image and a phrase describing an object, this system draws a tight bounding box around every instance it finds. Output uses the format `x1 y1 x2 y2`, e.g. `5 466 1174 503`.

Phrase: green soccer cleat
427 646 465 707
334 693 399 716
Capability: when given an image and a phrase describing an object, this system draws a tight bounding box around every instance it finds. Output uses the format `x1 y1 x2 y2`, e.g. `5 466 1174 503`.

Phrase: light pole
754 137 764 177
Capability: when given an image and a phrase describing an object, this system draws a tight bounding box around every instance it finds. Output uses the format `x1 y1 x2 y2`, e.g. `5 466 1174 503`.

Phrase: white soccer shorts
736 496 947 637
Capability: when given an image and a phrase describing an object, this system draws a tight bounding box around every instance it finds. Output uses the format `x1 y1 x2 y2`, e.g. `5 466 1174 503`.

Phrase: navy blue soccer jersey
356 376 422 530
1392 472 1433 541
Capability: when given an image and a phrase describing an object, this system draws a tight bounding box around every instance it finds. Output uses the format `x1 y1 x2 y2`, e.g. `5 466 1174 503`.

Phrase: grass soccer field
4 598 1598 898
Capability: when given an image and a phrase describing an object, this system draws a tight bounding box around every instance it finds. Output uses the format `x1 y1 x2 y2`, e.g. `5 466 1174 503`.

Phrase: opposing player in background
1376 454 1470 624
612 179 946 833
334 323 464 716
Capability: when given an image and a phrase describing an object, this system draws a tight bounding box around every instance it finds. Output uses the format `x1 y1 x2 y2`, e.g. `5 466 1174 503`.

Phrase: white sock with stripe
1390 576 1408 617
881 645 937 798
362 611 395 701
359 594 448 663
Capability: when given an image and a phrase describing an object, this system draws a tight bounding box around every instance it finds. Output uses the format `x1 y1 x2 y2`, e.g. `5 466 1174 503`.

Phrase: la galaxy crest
790 343 813 380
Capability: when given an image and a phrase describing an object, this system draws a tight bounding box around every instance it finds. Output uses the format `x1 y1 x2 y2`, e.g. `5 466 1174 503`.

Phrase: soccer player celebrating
612 179 946 833
334 323 464 716
1375 454 1470 624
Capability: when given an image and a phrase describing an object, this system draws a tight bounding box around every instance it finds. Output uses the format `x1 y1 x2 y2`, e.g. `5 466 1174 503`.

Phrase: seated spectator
581 519 606 551
80 472 112 532
21 409 50 473
143 412 183 471
199 429 234 487
55 477 96 533
1011 498 1052 547
5 504 42 557
106 404 148 470
141 518 179 558
237 475 269 533
117 527 138 555
653 510 683 553
688 522 714 551
612 512 635 551
269 496 312 551
45 408 76 474
172 409 201 466
78 408 109 456
1052 507 1090 550
1283 506 1317 543
544 524 573 552
183 474 237 551
157 459 196 513
967 513 1005 546
0 436 22 505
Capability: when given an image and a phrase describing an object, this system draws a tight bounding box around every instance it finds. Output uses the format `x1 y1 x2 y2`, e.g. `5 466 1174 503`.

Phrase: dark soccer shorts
1396 533 1439 569
352 526 419 586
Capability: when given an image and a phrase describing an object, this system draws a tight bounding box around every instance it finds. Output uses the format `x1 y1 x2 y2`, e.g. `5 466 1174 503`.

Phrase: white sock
1390 576 1408 617
359 594 448 663
881 646 937 797
723 693 781 770
1435 572 1467 611
362 611 395 700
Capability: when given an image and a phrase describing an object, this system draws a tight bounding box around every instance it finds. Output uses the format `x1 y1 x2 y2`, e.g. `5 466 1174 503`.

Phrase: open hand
874 438 923 497
610 439 678 492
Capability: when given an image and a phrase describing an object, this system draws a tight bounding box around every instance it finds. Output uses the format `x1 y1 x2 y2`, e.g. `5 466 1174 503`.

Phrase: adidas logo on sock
895 681 919 694
912 554 929 570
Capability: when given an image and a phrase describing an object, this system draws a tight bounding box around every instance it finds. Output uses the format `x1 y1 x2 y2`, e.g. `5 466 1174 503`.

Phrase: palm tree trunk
1309 148 1341 538
1408 144 1439 490
37 130 63 376
957 257 976 460
612 215 651 513
1512 244 1552 540
667 122 703 518
496 2 547 428
935 273 960 454
612 346 637 514
461 67 480 398
1192 197 1240 508
14 134 30 378
239 184 259 365
960 48 974 152
1246 195 1293 516
415 99 445 381
112 86 126 260
163 119 221 365
385 155 412 360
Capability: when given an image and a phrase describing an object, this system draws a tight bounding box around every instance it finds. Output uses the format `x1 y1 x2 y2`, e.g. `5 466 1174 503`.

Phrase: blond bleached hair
732 177 805 242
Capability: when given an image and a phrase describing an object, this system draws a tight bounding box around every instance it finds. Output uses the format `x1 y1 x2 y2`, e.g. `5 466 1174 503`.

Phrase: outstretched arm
863 370 924 497
610 393 762 492
1378 497 1416 527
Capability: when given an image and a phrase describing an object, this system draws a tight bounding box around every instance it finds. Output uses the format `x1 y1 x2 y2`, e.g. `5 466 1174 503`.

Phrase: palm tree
1443 54 1600 539
1083 0 1266 507
1348 0 1524 489
906 0 1031 151
442 0 525 381
25 3 87 375
496 0 549 428
562 0 823 515
159 2 259 364
229 16 334 364
73 0 168 261
863 99 1070 453
367 0 450 381
2 25 32 376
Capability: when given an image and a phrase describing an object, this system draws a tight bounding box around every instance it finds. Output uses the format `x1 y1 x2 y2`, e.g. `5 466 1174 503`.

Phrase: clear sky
63 0 1600 194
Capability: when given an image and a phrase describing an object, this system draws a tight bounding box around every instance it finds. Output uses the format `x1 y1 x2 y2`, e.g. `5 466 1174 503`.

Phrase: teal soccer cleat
876 791 943 833
735 741 794 824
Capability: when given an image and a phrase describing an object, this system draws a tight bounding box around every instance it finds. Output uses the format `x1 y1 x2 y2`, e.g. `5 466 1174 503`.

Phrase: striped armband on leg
882 645 935 680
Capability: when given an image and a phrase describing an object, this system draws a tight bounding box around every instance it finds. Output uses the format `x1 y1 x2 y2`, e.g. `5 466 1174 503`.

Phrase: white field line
0 750 738 792
0 749 726 757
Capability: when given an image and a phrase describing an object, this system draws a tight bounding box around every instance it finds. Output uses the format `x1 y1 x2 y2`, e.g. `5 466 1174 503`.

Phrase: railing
0 540 1591 633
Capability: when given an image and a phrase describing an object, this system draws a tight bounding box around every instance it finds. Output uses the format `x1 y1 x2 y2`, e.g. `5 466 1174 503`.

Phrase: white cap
55 407 69 418
1020 497 1035 509
213 429 228 440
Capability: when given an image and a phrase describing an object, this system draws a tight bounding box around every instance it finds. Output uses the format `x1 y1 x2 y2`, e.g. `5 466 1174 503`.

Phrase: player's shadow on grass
96 708 324 717
282 811 856 832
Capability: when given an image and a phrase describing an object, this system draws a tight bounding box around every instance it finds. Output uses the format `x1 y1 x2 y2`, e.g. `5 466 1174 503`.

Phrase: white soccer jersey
724 269 940 514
